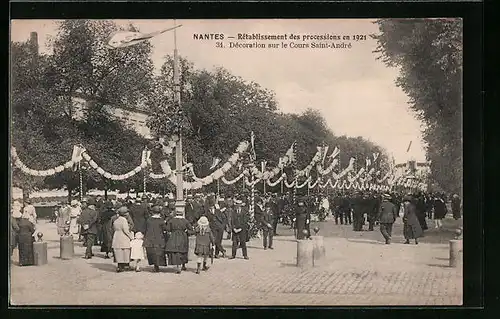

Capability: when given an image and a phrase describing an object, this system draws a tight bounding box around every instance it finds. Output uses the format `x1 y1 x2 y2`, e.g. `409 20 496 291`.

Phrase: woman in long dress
165 210 193 274
402 196 423 245
433 195 448 229
11 208 21 257
17 212 36 266
112 206 134 272
144 206 168 273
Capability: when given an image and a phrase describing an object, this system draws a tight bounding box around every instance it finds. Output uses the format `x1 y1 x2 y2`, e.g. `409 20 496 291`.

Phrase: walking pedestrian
100 201 116 259
165 210 193 274
378 193 398 244
194 216 214 274
78 198 98 259
402 195 423 245
112 206 134 272
206 201 227 258
23 199 37 225
433 195 448 229
143 206 168 273
130 232 145 272
11 208 21 258
451 194 461 220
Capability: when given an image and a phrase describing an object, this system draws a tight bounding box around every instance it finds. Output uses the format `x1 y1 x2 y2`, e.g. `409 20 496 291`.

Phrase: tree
11 20 155 200
372 18 463 194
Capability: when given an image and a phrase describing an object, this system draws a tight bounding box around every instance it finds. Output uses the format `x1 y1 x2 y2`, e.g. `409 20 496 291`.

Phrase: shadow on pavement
280 262 297 267
426 263 451 269
346 238 385 245
89 262 120 272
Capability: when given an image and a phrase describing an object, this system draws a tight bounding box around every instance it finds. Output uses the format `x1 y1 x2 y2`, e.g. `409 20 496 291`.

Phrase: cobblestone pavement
10 219 462 306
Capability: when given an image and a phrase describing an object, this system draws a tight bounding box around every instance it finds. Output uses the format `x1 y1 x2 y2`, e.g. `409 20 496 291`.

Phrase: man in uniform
228 199 249 260
378 193 398 244
78 198 98 259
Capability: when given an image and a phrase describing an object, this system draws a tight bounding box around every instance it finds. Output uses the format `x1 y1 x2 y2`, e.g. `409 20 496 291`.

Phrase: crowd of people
10 190 461 271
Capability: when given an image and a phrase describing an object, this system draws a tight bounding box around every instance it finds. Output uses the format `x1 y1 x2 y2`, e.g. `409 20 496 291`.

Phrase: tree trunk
104 187 108 201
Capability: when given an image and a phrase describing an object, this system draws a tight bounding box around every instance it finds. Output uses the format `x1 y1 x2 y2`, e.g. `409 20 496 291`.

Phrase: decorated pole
262 161 266 194
78 162 83 202
173 21 186 218
280 166 284 194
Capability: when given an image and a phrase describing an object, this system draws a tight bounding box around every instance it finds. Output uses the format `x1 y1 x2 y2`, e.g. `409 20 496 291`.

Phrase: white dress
130 238 145 260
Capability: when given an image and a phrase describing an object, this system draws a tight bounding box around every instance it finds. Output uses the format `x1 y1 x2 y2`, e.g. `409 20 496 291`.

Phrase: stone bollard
449 239 463 268
33 232 48 266
188 236 196 262
296 239 314 268
311 236 326 266
60 229 75 260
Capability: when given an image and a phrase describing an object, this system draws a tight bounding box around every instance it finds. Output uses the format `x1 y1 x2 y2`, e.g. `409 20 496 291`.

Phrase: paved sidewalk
10 221 462 306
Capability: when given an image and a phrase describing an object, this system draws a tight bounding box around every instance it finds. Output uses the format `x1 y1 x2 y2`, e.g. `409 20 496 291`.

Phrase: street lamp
107 20 185 216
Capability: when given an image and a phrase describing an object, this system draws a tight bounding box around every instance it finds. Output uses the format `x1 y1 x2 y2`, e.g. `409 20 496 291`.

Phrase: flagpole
173 20 185 218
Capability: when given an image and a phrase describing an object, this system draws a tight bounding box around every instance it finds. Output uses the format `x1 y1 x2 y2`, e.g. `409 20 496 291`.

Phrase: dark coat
295 205 308 239
433 199 448 219
78 207 98 235
403 202 423 239
129 203 148 234
230 207 249 239
17 218 35 266
378 200 398 224
194 226 214 256
143 216 168 248
185 201 196 224
11 217 20 247
207 207 227 231
100 208 116 253
165 217 193 253
257 207 275 230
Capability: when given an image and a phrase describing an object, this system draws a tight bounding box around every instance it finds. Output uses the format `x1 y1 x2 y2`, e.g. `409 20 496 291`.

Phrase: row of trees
373 19 463 195
11 20 388 201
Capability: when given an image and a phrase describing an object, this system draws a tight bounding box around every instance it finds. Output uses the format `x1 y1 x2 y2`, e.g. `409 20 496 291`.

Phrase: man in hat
378 193 398 244
228 198 249 260
206 199 227 258
78 198 98 259
258 201 276 250
295 197 309 240
129 196 148 234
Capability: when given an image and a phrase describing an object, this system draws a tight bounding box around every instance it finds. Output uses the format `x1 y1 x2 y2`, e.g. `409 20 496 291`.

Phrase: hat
117 206 129 215
134 232 144 239
382 193 391 200
175 210 183 216
234 199 243 206
151 206 162 213
403 195 413 202
197 216 209 226
187 194 193 199
71 200 79 206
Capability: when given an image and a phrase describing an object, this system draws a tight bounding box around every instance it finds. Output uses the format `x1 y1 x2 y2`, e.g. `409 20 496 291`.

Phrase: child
130 232 145 272
194 216 214 274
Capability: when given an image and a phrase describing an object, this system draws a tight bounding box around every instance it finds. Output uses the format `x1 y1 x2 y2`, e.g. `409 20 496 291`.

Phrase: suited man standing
78 198 98 259
206 201 227 258
378 193 398 244
258 203 275 250
228 199 249 260
295 197 309 240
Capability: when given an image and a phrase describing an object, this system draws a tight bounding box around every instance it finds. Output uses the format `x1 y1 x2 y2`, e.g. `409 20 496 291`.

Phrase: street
10 217 462 306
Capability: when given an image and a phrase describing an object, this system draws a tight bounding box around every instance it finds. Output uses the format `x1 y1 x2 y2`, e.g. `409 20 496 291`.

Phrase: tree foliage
372 18 463 194
12 20 389 198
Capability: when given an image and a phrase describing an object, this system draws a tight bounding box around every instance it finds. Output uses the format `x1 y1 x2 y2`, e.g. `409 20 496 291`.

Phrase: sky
11 19 427 163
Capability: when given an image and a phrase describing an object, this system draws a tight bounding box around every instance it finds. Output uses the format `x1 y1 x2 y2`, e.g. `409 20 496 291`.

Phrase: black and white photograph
9 18 463 306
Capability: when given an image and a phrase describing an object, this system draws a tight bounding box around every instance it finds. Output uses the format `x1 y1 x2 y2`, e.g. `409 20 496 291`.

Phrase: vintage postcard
10 19 463 306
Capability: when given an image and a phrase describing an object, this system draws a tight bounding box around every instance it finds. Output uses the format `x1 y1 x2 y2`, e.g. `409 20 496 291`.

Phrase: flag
322 146 329 164
209 157 221 170
406 141 412 153
106 25 182 49
366 157 372 168
250 131 256 161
